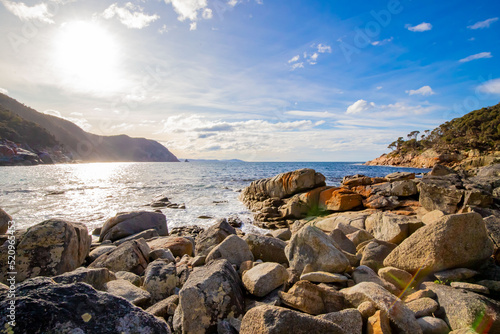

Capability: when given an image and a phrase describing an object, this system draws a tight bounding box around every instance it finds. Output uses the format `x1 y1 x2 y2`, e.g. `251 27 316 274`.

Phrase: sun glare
53 21 122 94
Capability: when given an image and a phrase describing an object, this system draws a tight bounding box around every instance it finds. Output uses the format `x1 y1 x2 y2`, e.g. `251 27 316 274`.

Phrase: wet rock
173 260 244 333
52 267 116 291
206 234 254 266
278 280 346 315
384 213 493 274
285 225 349 275
317 309 363 334
423 282 500 332
143 260 177 303
406 297 439 318
195 218 236 256
243 262 289 297
240 305 344 334
0 277 170 333
89 238 150 275
0 219 91 283
243 233 288 264
105 279 151 307
99 211 168 242
342 282 422 334
148 236 193 257
416 316 450 334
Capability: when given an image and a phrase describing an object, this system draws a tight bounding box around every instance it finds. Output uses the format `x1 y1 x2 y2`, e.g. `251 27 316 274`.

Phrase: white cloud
290 62 304 71
285 110 336 118
317 44 332 53
308 53 318 65
346 100 376 114
0 0 54 24
459 52 492 63
0 87 8 95
478 78 500 95
158 24 168 34
468 17 498 30
102 3 159 29
371 37 393 46
288 55 300 63
227 0 238 7
376 86 383 90
202 8 212 19
43 110 62 117
406 85 435 96
190 22 197 30
406 22 432 32
165 0 207 22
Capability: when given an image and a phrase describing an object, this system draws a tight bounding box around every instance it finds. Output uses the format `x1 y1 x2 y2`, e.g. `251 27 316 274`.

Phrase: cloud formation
317 44 332 53
406 22 432 32
102 3 159 29
346 100 375 114
0 87 8 95
467 17 498 29
478 78 500 95
0 0 54 23
406 85 435 96
459 52 492 63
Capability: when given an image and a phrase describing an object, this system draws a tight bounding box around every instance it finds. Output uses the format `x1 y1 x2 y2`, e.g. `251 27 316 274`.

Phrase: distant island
0 93 179 165
366 103 500 169
179 158 246 162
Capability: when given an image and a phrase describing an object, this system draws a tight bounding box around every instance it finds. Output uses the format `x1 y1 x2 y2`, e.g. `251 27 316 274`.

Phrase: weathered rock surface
99 211 168 242
279 280 346 315
0 277 170 333
243 233 288 264
206 234 254 266
318 187 363 212
113 229 159 246
115 271 142 286
148 236 193 257
450 282 490 294
0 219 91 283
342 282 422 333
406 297 439 318
146 294 179 319
300 271 348 283
367 310 391 334
105 279 151 307
0 208 11 234
360 239 397 272
173 260 244 333
378 266 414 290
418 176 464 214
317 309 363 334
143 260 177 302
416 316 450 334
423 282 500 332
89 238 150 275
240 305 345 334
87 245 116 263
434 268 478 282
365 212 422 244
384 213 493 274
195 218 236 256
243 262 289 297
329 229 357 254
52 267 116 291
285 225 349 275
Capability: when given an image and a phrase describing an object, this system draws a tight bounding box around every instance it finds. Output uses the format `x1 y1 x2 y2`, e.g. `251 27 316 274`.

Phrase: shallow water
0 161 428 233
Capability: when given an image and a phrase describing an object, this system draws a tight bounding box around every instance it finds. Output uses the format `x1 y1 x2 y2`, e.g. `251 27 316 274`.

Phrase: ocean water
0 161 428 233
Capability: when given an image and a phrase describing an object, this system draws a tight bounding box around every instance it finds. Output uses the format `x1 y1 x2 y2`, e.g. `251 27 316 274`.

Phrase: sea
0 161 429 234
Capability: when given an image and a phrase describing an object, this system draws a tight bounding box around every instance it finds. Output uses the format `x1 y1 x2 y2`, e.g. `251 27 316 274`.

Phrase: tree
407 130 420 141
388 141 397 150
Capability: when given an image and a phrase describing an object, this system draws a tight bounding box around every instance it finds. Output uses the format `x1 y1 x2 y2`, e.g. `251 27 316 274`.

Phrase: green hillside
388 103 500 155
0 105 59 149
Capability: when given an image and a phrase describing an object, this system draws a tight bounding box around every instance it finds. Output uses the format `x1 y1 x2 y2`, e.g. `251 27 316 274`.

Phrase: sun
53 21 122 94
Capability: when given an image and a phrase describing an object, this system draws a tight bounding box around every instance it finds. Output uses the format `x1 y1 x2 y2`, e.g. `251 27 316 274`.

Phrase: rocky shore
1 164 500 333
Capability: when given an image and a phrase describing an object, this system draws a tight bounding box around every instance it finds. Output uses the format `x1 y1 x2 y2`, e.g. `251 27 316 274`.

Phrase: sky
0 0 499 162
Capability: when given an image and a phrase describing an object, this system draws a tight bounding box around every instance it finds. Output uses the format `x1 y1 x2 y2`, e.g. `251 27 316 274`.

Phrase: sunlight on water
0 161 428 234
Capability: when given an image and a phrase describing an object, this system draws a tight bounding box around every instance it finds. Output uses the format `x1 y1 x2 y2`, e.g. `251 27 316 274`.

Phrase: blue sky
0 0 499 161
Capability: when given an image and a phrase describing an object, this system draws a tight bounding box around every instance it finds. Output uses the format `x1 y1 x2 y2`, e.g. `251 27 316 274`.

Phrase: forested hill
366 103 500 168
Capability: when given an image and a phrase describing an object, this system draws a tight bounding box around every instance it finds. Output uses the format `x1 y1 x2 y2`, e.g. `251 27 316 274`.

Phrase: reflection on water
0 161 428 233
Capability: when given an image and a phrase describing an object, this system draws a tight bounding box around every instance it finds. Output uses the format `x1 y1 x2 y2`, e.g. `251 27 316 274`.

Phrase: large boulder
341 282 422 334
241 168 326 203
0 277 170 333
243 233 288 264
243 262 289 297
318 188 363 212
383 213 493 274
360 239 397 272
206 235 254 266
423 282 500 332
105 279 151 307
365 212 423 244
240 305 345 334
89 238 150 275
317 309 363 334
0 208 11 234
143 260 178 303
173 260 244 333
147 236 193 257
0 219 91 283
52 267 116 291
195 218 236 256
418 176 464 214
99 211 168 242
285 225 349 275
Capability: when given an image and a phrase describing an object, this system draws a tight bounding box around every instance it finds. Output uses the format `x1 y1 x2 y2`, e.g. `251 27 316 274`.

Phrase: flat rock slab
300 271 348 283
105 279 151 307
450 282 490 294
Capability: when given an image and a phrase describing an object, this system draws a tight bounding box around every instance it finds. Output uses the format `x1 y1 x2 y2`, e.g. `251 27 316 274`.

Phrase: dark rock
52 267 116 291
195 218 236 256
244 233 288 264
0 208 11 234
89 238 150 275
99 211 168 242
